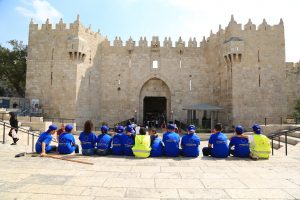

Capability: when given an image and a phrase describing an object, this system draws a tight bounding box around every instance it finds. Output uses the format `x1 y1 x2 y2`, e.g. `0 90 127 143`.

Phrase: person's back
36 132 53 153
249 124 271 159
230 136 250 157
209 132 229 158
163 124 180 157
96 125 112 156
79 132 97 153
112 126 125 155
132 128 151 158
181 125 200 157
229 125 250 157
149 129 163 157
58 125 78 154
123 126 135 156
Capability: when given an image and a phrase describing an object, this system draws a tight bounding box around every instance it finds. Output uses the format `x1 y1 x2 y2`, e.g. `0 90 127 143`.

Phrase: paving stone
126 188 179 198
178 188 229 199
26 193 94 200
64 176 107 187
81 187 126 197
161 166 202 173
131 166 161 172
19 174 71 185
284 188 300 199
225 189 295 199
155 178 204 189
201 178 248 188
0 192 31 200
103 178 155 188
240 178 300 189
180 172 229 179
19 184 86 195
140 172 181 179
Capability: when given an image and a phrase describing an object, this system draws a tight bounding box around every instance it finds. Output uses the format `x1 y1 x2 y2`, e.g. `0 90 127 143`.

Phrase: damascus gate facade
25 15 300 128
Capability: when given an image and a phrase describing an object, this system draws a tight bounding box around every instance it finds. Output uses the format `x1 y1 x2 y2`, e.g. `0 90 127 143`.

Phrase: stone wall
26 15 297 128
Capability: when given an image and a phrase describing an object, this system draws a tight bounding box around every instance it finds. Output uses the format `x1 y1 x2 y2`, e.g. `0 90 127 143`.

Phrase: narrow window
51 48 54 60
69 52 72 60
152 60 158 69
129 58 132 68
258 50 260 62
259 74 261 87
50 72 53 86
238 54 242 62
179 58 182 68
189 79 192 91
88 72 91 87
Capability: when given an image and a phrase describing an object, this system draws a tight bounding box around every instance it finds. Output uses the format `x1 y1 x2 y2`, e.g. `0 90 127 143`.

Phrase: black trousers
202 147 212 156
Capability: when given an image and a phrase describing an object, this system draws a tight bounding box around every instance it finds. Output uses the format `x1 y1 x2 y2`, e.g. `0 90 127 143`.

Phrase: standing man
9 112 19 145
58 124 79 154
249 124 271 160
202 123 229 158
181 125 200 157
35 124 57 156
229 125 250 157
163 124 180 157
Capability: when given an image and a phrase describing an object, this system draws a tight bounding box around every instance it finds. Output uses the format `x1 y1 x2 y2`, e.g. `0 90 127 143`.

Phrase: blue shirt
123 134 135 156
208 132 229 158
229 136 250 157
181 133 200 157
112 133 124 155
79 132 97 149
163 131 180 157
150 135 163 157
96 133 112 151
58 132 76 154
35 132 53 153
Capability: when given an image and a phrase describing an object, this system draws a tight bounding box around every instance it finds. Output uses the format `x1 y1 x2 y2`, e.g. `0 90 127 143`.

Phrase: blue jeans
82 148 95 156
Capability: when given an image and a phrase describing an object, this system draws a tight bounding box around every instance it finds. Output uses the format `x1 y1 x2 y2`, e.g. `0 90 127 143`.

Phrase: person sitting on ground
202 123 229 158
111 125 125 155
229 125 250 158
9 112 19 145
56 123 65 141
163 124 180 157
181 125 200 157
123 125 135 156
132 127 151 158
35 124 58 156
248 124 271 160
149 128 163 157
58 124 79 154
79 120 97 156
96 125 112 156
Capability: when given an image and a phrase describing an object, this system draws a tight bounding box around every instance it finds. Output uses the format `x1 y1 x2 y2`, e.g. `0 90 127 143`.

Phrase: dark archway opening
143 96 166 127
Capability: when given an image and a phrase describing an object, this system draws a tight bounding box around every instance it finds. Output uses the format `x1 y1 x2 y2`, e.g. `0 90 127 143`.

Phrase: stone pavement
0 140 300 200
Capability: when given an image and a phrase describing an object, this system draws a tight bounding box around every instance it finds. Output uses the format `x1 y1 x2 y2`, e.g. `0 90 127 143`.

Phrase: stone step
271 142 283 150
289 131 300 138
273 135 300 145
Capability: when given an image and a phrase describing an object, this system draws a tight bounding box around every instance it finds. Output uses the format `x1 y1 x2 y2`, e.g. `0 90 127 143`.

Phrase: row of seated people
35 121 271 160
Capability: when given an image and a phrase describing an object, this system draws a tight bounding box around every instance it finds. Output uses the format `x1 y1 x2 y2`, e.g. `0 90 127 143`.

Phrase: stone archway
139 78 171 125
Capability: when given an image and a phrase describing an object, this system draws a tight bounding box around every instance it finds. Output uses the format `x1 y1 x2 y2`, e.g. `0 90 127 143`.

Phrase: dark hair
139 127 146 135
84 120 93 133
150 127 157 134
214 123 222 131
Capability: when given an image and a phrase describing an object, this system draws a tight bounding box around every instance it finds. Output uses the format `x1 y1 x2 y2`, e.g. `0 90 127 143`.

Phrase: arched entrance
139 78 171 126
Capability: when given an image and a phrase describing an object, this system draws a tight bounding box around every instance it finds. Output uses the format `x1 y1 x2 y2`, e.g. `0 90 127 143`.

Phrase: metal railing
269 127 300 156
263 117 299 126
114 118 135 127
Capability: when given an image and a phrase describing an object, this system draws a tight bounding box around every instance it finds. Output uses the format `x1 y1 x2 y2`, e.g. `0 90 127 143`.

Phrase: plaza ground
0 131 300 200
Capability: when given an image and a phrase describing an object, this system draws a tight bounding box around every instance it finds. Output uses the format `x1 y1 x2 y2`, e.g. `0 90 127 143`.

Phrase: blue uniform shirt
181 133 200 157
208 132 229 158
35 132 53 153
150 135 163 157
79 132 97 150
97 133 112 150
123 134 135 156
58 132 76 154
163 131 180 157
112 133 124 155
229 136 250 157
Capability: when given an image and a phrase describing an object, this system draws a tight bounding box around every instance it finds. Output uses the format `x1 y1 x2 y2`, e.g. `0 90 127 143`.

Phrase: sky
0 0 299 62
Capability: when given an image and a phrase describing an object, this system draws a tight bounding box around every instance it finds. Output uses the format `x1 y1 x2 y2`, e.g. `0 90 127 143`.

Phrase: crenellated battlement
29 15 101 39
286 61 300 73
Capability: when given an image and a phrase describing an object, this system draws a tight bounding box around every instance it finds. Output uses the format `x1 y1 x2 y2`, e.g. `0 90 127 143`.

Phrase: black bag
8 129 13 137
